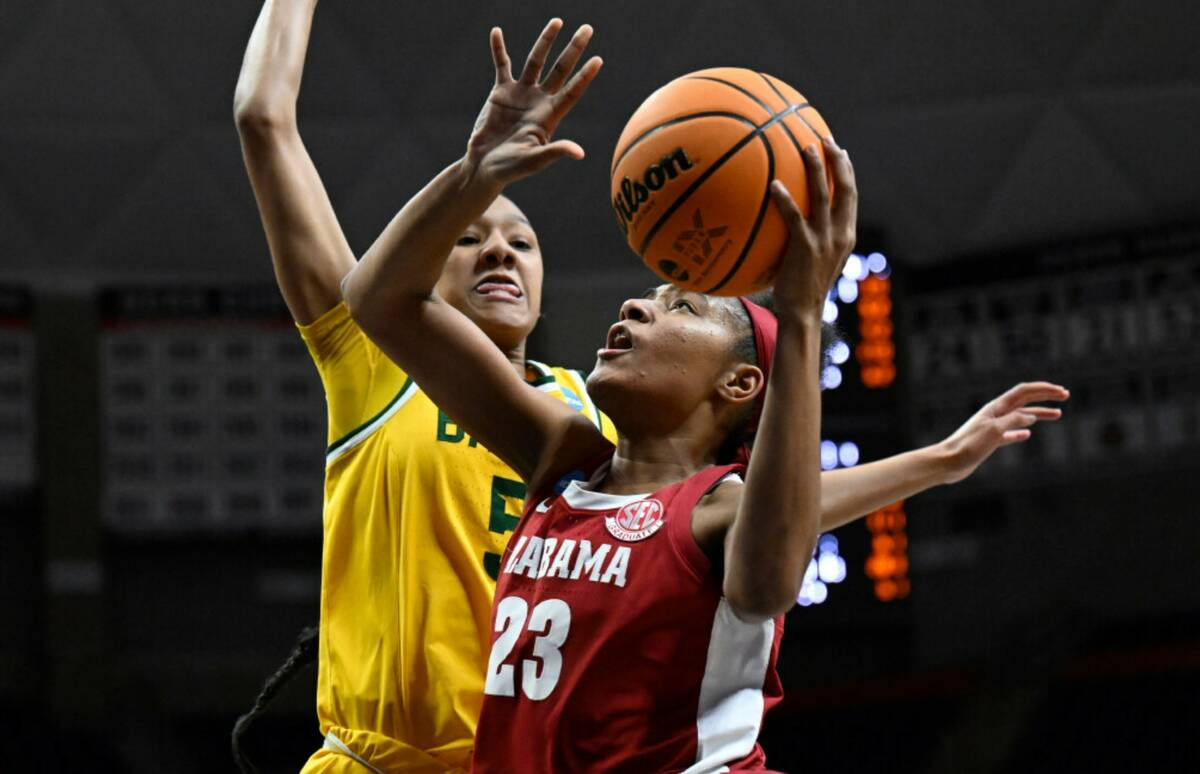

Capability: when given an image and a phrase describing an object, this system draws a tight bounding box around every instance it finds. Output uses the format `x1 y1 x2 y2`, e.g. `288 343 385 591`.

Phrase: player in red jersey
342 19 1068 771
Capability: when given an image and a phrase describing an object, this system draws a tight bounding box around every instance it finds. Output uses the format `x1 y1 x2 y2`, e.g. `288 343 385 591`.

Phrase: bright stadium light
837 276 859 303
842 253 863 280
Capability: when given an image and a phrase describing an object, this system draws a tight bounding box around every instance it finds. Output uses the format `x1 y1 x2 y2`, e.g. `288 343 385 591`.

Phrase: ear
715 362 765 407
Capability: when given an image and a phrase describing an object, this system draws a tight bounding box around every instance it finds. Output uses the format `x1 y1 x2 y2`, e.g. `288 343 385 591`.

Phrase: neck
504 340 526 377
601 421 722 495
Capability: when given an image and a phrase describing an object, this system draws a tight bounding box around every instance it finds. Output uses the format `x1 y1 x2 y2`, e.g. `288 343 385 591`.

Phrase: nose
476 231 516 270
618 297 655 323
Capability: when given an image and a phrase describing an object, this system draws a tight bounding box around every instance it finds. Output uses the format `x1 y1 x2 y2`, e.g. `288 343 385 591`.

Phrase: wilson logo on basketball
605 498 666 542
612 148 696 234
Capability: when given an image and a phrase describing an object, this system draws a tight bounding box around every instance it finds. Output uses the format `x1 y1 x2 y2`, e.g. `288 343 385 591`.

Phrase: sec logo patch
605 498 665 542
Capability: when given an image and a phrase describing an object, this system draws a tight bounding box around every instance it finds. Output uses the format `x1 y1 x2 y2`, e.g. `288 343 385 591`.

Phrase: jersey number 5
483 596 570 701
483 476 526 579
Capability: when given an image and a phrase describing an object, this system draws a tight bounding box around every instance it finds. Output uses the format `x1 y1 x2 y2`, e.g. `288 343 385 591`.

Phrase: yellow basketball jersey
296 303 614 773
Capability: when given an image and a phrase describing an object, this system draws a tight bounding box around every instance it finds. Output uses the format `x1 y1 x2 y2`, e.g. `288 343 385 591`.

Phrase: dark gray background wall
1 1 1198 772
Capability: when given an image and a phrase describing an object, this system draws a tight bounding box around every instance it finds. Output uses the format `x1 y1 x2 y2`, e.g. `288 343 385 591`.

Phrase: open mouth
473 274 523 300
599 323 634 358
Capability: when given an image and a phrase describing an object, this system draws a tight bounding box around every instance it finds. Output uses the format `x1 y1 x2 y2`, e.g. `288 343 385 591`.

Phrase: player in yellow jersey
231 2 612 772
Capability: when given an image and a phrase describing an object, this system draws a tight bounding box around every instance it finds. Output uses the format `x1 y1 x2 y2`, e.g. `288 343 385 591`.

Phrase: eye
671 299 697 313
456 234 480 246
510 238 533 251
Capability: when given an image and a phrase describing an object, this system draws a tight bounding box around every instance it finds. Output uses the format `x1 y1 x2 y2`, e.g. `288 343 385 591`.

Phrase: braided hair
231 625 319 774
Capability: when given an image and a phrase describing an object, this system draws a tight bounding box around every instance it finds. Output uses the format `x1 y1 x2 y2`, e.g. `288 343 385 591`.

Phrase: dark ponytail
232 625 320 774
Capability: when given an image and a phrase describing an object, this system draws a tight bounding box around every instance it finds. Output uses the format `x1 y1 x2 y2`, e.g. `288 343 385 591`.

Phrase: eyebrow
471 215 533 230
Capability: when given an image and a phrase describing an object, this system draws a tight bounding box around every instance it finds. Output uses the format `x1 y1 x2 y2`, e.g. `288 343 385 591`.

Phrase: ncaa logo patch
560 387 584 412
605 498 666 542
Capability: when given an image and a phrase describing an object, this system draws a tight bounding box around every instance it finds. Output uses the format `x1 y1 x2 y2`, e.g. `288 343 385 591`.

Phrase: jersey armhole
667 468 743 585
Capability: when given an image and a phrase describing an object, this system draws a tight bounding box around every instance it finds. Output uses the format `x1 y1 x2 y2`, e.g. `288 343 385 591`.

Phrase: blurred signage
0 286 34 487
99 286 324 534
903 227 1200 475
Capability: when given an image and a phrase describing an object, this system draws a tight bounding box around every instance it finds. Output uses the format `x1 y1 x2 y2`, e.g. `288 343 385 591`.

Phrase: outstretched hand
938 382 1070 484
768 136 858 313
465 19 603 186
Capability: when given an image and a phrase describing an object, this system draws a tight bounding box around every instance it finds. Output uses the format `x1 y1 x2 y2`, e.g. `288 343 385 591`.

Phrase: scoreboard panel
100 287 326 534
904 228 1200 482
0 287 35 488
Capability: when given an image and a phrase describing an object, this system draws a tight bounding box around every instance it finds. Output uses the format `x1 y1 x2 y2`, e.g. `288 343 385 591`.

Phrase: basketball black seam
757 73 806 159
684 75 780 119
637 102 805 259
610 111 758 177
754 73 826 144
790 108 826 143
704 131 775 295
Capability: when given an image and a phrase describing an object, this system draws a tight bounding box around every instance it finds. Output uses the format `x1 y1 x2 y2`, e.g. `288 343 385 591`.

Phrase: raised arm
817 381 1069 531
341 20 607 483
234 0 355 324
722 138 858 622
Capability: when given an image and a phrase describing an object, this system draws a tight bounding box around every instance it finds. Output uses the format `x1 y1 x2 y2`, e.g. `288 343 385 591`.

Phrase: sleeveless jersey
296 303 615 773
474 463 785 773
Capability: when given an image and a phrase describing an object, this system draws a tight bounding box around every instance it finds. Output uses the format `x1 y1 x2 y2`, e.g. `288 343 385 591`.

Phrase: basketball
610 67 834 296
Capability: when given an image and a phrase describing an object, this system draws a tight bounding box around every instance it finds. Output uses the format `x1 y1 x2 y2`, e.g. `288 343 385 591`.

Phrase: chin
585 367 639 425
475 314 536 351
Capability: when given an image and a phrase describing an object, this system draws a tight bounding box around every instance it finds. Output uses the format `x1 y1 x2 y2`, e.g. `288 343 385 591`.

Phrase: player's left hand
768 135 858 316
937 381 1070 484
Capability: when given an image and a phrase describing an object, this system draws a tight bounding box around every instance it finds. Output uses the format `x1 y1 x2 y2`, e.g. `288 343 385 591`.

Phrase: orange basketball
610 67 833 296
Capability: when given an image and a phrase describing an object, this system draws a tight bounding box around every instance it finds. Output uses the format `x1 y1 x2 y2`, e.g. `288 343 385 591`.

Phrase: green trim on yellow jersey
325 376 418 465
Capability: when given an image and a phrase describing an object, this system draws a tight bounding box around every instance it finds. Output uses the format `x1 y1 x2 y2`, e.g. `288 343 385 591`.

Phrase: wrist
772 302 824 330
454 155 506 200
924 440 961 486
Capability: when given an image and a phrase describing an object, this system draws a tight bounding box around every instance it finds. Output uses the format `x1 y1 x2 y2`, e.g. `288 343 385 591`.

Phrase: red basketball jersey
473 463 785 773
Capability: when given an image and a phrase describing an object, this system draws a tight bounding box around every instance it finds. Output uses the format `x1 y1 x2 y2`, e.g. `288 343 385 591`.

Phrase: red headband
732 296 778 465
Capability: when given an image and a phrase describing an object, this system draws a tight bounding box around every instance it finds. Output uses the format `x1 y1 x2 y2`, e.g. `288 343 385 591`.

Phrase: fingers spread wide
826 136 858 231
490 27 512 83
542 24 593 92
520 18 564 85
769 180 805 236
802 143 831 231
550 55 603 124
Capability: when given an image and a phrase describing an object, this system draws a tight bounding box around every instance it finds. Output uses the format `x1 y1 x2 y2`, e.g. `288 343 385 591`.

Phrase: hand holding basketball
464 19 603 186
769 136 858 312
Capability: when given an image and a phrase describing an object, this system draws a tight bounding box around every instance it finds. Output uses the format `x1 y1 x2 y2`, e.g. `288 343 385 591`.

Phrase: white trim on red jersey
560 478 650 510
560 468 745 512
686 598 775 773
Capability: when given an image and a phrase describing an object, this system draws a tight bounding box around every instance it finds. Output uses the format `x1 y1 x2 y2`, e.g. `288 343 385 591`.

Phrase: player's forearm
818 445 952 531
233 0 319 131
724 312 824 621
343 158 502 322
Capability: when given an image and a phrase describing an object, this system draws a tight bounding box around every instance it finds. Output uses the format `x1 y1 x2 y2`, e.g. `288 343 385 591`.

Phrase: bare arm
341 20 607 483
234 0 355 324
720 138 858 622
817 381 1069 531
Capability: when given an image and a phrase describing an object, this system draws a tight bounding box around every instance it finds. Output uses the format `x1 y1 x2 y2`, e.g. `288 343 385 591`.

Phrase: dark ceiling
0 0 1196 287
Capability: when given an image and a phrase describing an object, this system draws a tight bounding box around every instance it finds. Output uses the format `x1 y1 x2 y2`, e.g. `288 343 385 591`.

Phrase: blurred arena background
1 0 1198 771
